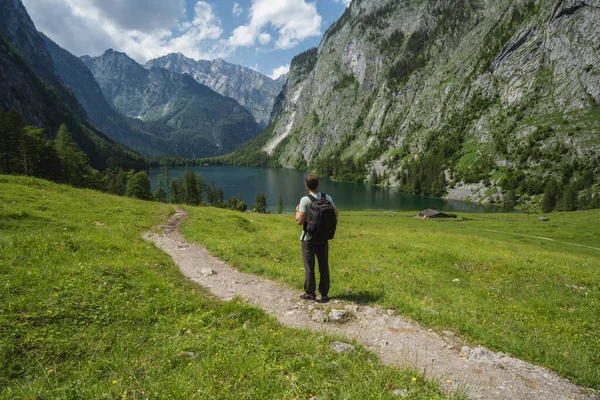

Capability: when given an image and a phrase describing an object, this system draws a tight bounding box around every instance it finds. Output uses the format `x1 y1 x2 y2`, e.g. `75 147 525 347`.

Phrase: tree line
1 109 102 188
0 108 284 213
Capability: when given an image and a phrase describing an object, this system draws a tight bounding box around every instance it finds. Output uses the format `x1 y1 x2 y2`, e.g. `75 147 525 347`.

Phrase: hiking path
143 208 598 400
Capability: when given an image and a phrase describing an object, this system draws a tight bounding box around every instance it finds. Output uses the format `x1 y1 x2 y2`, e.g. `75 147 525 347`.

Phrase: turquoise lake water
149 165 514 213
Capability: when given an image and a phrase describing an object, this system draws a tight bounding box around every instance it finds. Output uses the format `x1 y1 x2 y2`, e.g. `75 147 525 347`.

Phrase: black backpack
305 193 337 241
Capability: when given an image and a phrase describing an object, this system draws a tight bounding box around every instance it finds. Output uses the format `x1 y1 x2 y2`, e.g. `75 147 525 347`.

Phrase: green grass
0 175 457 399
180 207 600 390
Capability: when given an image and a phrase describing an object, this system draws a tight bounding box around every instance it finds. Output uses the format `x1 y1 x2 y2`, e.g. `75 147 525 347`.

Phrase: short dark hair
305 173 319 191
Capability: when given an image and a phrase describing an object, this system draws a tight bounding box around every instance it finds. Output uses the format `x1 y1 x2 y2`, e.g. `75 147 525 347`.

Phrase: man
295 173 338 303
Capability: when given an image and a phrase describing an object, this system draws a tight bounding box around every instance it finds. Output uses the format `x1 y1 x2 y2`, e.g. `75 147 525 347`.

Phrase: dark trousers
302 240 329 297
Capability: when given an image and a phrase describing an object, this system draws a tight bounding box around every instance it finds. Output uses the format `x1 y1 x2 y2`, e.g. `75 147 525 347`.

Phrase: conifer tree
155 172 168 203
504 189 518 209
253 192 267 213
216 188 225 207
558 184 577 212
155 187 167 203
169 177 184 204
183 170 201 205
0 109 25 174
53 124 91 187
276 194 283 214
206 180 218 206
112 169 128 195
541 180 558 213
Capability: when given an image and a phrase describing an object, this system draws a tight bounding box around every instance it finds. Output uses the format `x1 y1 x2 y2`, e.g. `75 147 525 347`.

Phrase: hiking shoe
300 293 316 301
318 296 331 303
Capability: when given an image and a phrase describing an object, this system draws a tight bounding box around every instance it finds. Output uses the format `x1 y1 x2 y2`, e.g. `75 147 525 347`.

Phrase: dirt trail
143 209 598 400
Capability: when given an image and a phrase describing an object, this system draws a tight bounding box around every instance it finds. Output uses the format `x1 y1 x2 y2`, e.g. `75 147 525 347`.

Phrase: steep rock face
0 0 62 88
261 0 600 204
0 0 147 171
82 50 148 118
43 35 176 156
146 53 284 128
83 50 260 157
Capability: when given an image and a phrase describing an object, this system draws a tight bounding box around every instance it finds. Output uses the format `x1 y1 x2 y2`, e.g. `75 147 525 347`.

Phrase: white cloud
249 64 260 72
89 0 185 31
334 0 352 7
228 0 322 50
269 63 290 79
258 33 272 45
22 0 227 63
233 2 243 17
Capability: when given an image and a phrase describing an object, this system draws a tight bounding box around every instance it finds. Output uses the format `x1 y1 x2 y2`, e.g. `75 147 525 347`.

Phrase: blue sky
22 0 349 79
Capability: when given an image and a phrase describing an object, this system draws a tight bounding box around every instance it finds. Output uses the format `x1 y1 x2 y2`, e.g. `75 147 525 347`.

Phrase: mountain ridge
81 49 261 158
0 0 147 171
145 52 284 128
241 0 600 209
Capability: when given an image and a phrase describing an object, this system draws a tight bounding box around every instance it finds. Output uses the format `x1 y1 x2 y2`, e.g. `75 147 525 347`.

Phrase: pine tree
182 170 201 205
53 124 91 187
253 192 267 213
0 109 25 175
155 172 168 203
558 184 577 212
504 190 518 209
226 196 247 211
206 180 218 206
216 188 225 207
541 180 558 213
111 169 128 195
155 187 167 202
169 177 184 204
276 194 283 214
196 174 205 204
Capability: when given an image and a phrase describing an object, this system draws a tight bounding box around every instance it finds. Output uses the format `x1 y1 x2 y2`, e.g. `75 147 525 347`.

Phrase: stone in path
144 209 598 400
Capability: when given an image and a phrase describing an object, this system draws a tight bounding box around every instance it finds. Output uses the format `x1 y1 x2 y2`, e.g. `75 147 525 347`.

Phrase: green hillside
243 0 600 211
0 175 454 399
180 206 600 389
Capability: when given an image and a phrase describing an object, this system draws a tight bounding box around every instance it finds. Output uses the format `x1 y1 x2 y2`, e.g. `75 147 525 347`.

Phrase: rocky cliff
83 50 261 157
42 35 178 157
252 0 600 207
0 0 147 171
146 53 284 128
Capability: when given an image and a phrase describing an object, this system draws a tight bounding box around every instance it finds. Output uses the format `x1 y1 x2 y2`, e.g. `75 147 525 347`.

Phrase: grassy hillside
0 176 454 399
180 207 600 389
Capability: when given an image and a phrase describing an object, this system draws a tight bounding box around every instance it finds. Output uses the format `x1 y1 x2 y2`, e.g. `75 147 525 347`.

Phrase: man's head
305 173 319 191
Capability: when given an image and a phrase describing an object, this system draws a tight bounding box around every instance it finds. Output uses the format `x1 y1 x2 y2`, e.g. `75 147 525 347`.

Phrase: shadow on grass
335 290 384 305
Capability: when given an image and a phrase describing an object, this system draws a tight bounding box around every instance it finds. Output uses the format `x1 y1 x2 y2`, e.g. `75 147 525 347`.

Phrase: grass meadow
180 205 600 390
0 175 457 399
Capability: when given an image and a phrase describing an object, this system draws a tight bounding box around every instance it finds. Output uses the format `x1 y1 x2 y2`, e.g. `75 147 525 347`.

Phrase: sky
21 0 350 80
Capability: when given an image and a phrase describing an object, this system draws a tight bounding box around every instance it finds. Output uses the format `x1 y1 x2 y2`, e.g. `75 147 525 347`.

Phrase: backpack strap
303 194 316 234
303 194 320 235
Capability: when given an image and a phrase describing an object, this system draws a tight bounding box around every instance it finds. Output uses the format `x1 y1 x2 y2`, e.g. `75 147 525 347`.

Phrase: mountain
0 0 146 171
41 34 177 156
83 50 261 157
241 0 600 207
275 74 288 87
145 53 284 128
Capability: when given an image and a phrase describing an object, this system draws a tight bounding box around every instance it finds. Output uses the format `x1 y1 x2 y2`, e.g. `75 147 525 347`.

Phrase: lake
149 166 514 213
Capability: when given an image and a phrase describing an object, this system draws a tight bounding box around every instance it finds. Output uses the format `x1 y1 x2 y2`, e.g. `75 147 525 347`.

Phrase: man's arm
295 205 306 226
